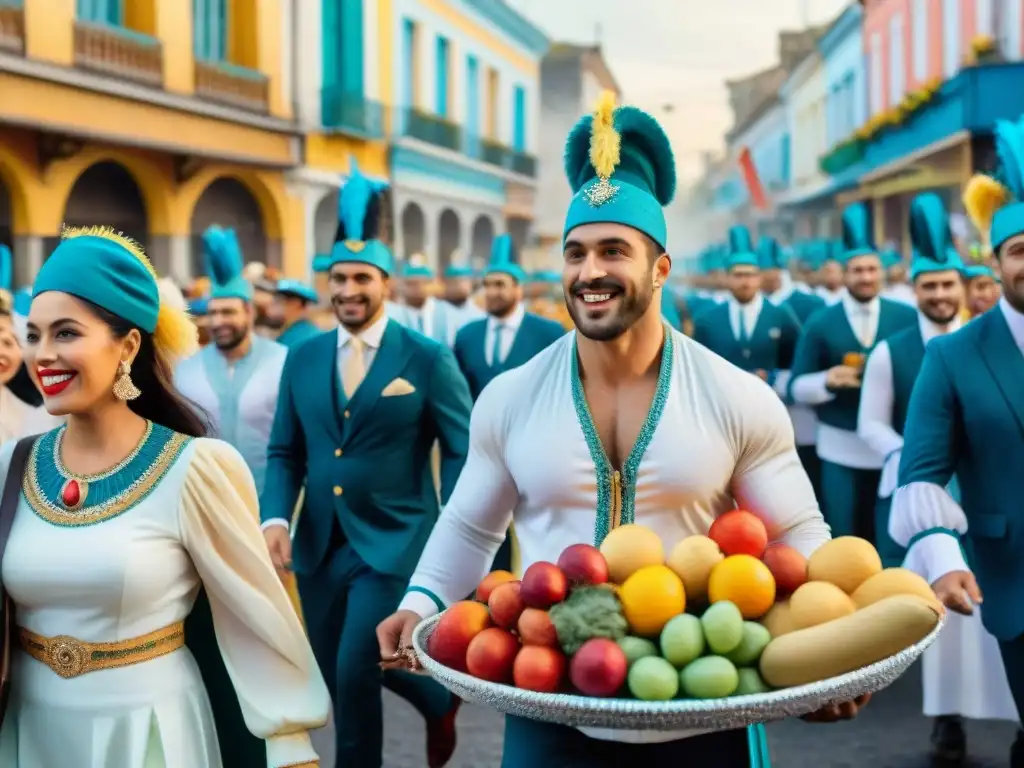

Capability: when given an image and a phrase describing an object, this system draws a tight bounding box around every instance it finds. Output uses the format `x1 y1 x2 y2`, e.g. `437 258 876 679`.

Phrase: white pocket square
381 377 416 397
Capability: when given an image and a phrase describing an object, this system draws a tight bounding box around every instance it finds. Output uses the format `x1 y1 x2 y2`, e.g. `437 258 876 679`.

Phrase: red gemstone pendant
60 479 86 510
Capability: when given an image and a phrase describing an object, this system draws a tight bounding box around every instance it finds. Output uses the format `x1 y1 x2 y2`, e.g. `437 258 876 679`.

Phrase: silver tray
411 613 943 731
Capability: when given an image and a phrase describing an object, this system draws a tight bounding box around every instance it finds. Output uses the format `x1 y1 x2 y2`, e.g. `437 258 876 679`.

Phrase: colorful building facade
0 0 307 284
385 0 547 272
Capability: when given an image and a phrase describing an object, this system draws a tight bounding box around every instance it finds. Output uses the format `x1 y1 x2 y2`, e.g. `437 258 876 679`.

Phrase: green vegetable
549 585 628 655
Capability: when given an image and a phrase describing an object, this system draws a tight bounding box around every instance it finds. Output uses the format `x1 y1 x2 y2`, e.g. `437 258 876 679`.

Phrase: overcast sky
505 0 851 182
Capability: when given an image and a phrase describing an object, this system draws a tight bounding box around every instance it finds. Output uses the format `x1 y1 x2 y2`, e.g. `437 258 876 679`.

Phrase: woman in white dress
0 226 330 768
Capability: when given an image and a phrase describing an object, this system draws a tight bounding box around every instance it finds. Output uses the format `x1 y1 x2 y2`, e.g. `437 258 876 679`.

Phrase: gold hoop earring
113 360 141 401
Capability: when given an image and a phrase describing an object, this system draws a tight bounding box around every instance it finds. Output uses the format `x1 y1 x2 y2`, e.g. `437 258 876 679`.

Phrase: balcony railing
511 150 537 177
463 133 538 178
401 108 462 152
73 22 163 86
321 89 385 139
195 60 269 113
0 1 25 54
480 138 509 168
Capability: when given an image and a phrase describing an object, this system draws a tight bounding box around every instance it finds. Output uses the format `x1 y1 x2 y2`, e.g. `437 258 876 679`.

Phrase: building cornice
460 0 549 57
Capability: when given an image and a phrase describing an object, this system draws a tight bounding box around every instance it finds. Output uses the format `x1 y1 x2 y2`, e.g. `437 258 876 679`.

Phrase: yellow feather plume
60 225 198 363
963 174 1011 244
589 90 621 180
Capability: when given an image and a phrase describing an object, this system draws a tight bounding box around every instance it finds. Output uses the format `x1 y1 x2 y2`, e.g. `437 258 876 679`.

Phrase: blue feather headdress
486 234 526 283
202 226 252 302
908 193 964 280
563 91 676 250
964 116 1024 252
840 203 877 264
331 157 393 275
725 225 759 270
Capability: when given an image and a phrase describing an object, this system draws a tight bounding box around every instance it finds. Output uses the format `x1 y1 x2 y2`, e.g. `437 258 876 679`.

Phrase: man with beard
378 92 862 768
756 236 788 302
260 165 471 768
815 242 846 305
175 226 287 495
272 278 322 349
963 263 1001 318
692 225 799 385
453 233 564 401
892 118 1024 767
789 204 916 546
393 261 454 345
857 193 1017 765
439 263 483 345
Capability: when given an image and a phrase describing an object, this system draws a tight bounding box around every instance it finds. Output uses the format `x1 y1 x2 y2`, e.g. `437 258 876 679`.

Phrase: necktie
860 309 872 347
491 323 504 367
342 337 366 398
738 309 750 344
415 312 424 334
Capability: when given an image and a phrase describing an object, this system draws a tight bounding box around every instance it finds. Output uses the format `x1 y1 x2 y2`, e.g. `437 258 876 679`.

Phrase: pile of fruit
426 510 942 701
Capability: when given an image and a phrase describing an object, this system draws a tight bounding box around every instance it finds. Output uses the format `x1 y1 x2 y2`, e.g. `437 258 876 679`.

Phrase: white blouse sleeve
889 482 970 585
856 342 903 497
179 438 329 768
399 378 521 618
728 375 830 558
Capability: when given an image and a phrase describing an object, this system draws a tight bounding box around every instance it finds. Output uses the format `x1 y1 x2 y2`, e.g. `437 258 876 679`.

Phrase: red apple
569 638 628 697
475 570 517 602
519 561 568 609
556 543 610 586
708 509 769 558
762 543 808 595
488 581 526 629
466 627 520 683
517 608 559 647
427 601 493 672
513 645 567 692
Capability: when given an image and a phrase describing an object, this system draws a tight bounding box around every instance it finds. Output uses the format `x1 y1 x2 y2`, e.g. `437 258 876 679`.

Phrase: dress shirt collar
999 296 1024 352
768 284 793 305
407 296 434 317
488 302 525 332
337 312 388 349
842 292 879 319
917 311 961 344
728 292 764 316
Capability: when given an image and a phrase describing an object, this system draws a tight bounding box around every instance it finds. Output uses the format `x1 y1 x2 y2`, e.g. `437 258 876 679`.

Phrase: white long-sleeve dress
0 425 330 767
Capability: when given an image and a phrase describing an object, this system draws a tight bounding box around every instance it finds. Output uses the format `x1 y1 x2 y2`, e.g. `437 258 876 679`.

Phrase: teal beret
963 264 998 281
34 231 160 333
563 94 676 250
275 279 318 303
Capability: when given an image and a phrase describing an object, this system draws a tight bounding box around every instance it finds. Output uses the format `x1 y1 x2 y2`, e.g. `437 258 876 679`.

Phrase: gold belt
18 621 185 679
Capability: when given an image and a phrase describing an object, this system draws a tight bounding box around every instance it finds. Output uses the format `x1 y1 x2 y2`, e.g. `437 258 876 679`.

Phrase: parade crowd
0 93 1021 768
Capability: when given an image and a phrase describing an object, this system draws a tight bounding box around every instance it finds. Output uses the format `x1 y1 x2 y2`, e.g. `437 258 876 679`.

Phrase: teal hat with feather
312 254 332 273
880 248 903 270
725 225 759 270
330 157 393 275
275 279 318 304
963 263 999 282
203 226 252 302
444 264 474 279
757 236 786 270
563 91 676 250
964 116 1024 252
908 193 964 280
840 203 878 264
486 234 527 283
402 260 434 280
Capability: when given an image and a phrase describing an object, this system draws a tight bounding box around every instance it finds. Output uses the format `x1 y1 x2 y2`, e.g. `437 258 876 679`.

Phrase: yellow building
0 0 389 285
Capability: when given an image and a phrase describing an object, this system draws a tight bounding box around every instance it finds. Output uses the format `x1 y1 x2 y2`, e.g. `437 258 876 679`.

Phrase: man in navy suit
261 163 472 768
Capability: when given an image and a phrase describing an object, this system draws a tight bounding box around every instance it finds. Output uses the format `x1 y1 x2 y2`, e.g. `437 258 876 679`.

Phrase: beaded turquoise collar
570 325 674 546
23 422 192 527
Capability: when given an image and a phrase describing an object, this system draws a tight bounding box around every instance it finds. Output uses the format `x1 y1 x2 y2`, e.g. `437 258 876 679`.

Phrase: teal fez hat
532 270 561 284
203 226 253 302
312 254 332 273
908 193 964 280
963 263 998 281
34 229 161 333
725 226 759 270
403 263 434 279
188 296 209 316
444 264 474 279
563 92 676 250
757 236 786 270
330 157 393 275
275 279 318 303
486 234 527 283
840 203 878 263
880 249 903 270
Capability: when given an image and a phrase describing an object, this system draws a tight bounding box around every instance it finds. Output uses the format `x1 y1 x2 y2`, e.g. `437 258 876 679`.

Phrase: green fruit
628 656 679 701
735 667 771 695
701 601 744 655
549 585 628 655
725 622 772 666
618 636 658 668
660 614 705 668
680 656 740 699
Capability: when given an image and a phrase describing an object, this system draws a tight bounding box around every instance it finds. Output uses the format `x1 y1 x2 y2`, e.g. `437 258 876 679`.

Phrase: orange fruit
707 555 776 619
618 565 686 637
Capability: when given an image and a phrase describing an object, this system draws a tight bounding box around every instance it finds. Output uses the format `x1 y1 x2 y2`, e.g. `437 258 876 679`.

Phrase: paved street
380 662 1019 767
